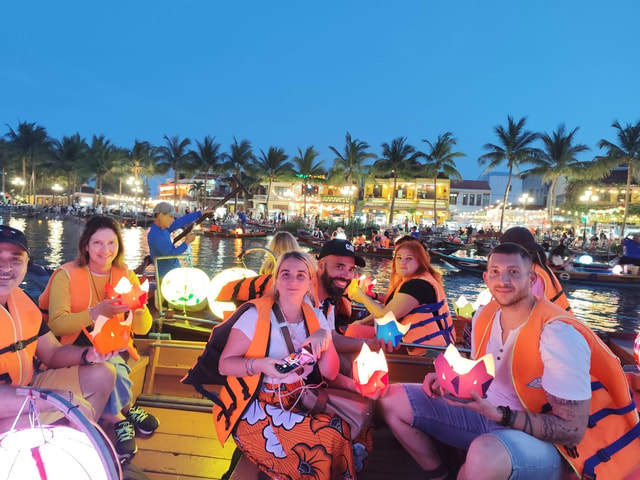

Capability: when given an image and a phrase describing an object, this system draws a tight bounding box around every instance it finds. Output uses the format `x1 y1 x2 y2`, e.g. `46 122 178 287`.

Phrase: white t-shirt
233 303 331 386
474 310 592 411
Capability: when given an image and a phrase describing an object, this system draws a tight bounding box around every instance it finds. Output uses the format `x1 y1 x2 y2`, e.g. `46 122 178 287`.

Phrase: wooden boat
431 251 640 287
203 229 268 238
296 231 396 258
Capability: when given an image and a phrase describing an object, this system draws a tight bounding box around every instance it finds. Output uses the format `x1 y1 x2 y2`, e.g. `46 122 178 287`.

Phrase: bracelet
245 358 256 376
497 405 512 427
81 347 95 365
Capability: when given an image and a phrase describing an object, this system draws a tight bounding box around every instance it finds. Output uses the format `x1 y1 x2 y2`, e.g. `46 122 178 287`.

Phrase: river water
7 216 639 334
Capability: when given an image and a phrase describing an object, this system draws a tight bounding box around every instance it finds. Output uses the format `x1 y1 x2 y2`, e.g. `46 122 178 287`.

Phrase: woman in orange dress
218 251 371 479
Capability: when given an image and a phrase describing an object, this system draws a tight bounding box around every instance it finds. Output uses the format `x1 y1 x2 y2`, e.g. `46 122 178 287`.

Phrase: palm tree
128 140 156 209
371 137 423 225
81 135 127 207
189 180 206 209
597 120 640 239
254 147 293 220
192 136 224 208
292 146 325 219
520 125 590 230
50 134 89 206
422 132 465 228
155 135 193 204
222 138 256 213
329 132 376 224
478 116 542 232
4 121 52 202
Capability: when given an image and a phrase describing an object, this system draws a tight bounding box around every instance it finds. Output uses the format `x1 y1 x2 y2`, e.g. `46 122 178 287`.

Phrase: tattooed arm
466 391 590 447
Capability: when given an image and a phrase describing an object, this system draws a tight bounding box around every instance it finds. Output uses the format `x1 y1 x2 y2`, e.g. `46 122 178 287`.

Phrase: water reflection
9 217 639 334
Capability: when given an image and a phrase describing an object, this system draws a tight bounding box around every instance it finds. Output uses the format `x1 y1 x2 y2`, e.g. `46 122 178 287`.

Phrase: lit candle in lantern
434 344 495 400
352 343 388 396
105 277 148 310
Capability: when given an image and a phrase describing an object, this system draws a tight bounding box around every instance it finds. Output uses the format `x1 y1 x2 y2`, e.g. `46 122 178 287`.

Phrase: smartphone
275 347 315 374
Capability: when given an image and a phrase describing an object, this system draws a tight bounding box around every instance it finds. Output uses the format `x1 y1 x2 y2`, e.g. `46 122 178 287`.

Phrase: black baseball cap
318 239 365 267
0 225 29 255
499 227 545 253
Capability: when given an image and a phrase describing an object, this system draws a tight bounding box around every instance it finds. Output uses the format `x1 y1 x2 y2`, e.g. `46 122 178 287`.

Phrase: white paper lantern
207 267 258 319
160 267 211 311
0 426 108 480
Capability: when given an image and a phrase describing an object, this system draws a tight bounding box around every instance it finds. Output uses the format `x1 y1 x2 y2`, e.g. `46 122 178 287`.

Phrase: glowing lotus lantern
357 275 376 296
83 313 139 360
473 289 493 310
352 343 388 396
207 267 258 319
375 311 410 347
578 254 593 264
161 267 210 312
0 426 110 480
453 295 475 319
434 345 495 400
634 332 640 366
105 277 148 310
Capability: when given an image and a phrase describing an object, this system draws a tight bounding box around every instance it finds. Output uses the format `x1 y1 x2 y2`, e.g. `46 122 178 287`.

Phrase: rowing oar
134 175 251 275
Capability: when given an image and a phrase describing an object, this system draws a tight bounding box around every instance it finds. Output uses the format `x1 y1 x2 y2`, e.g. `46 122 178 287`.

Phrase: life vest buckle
12 340 26 351
595 447 611 462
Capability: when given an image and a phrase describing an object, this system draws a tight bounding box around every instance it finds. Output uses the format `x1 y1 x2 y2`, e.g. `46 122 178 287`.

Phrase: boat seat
128 354 150 404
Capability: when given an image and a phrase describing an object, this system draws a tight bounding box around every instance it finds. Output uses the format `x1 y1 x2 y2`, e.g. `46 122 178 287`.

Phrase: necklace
88 268 109 307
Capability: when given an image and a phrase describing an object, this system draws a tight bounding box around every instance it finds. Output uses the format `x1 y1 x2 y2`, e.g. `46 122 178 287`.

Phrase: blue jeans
404 384 564 480
103 354 133 416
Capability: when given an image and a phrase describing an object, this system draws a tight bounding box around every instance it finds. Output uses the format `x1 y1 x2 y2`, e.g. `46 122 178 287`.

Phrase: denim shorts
404 384 564 480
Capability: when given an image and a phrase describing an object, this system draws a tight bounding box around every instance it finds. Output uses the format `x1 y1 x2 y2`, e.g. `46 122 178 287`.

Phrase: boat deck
134 405 426 480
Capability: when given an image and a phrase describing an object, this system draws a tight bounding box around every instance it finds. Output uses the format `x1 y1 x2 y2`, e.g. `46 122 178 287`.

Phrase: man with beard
316 239 391 358
378 242 640 480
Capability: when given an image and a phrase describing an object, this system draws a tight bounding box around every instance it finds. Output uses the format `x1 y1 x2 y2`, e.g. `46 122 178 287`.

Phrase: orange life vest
213 297 322 444
0 288 42 386
386 273 455 355
534 264 572 312
474 298 640 479
39 262 129 345
215 274 273 306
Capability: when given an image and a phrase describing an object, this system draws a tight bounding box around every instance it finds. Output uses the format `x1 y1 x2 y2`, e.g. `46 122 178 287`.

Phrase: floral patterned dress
233 381 372 480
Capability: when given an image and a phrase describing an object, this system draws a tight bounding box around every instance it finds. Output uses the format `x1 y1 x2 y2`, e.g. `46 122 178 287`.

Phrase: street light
51 183 63 206
518 193 534 227
11 178 25 202
579 190 599 241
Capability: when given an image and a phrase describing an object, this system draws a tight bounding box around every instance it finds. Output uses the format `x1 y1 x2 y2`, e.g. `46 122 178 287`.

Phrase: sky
2 1 639 188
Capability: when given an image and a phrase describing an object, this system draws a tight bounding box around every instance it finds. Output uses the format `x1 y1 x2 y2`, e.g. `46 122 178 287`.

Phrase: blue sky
2 1 639 186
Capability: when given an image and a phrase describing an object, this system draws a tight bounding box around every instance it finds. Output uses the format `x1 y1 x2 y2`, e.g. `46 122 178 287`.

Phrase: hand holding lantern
82 312 139 360
434 345 494 400
375 311 410 348
105 277 149 310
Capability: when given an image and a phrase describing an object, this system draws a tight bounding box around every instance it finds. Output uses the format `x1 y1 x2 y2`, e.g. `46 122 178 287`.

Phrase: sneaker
114 419 137 459
126 405 160 435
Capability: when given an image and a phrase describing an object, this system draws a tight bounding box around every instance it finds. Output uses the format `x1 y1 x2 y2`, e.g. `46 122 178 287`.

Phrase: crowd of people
1 210 639 479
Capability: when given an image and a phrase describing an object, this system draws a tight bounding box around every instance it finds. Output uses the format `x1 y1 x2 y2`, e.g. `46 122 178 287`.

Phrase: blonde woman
217 251 371 479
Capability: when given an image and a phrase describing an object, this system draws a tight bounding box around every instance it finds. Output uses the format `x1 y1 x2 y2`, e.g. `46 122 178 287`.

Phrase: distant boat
203 228 268 238
430 251 640 287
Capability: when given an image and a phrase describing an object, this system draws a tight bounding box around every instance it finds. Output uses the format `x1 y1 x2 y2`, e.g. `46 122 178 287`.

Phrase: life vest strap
412 323 455 345
408 300 445 315
0 334 39 356
0 372 12 384
587 399 637 428
582 421 640 479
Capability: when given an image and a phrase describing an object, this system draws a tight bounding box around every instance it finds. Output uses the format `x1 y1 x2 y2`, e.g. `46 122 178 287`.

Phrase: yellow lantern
207 267 258 319
160 267 210 312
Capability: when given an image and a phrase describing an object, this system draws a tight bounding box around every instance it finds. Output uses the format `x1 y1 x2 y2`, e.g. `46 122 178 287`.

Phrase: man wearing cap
0 225 116 432
147 202 213 278
499 226 572 312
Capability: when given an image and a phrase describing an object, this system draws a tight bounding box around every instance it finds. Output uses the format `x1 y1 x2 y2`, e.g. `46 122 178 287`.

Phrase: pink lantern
352 343 388 396
634 332 640 367
357 275 376 296
105 277 148 310
434 345 495 400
